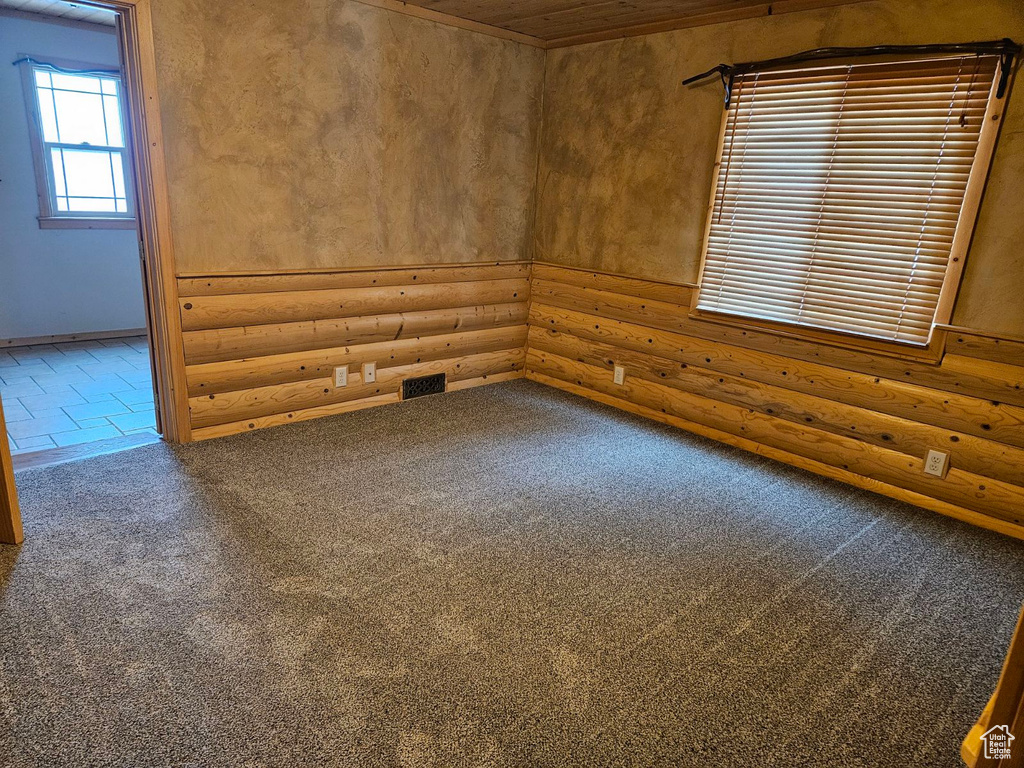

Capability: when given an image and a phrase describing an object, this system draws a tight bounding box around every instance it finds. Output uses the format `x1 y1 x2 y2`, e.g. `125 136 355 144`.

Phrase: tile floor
1 336 157 455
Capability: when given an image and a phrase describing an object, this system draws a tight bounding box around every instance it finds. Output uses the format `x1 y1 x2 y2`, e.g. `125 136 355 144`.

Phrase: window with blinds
695 54 1001 347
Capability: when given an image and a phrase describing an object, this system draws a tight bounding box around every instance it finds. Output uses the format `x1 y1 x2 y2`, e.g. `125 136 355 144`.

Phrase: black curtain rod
683 39 1022 106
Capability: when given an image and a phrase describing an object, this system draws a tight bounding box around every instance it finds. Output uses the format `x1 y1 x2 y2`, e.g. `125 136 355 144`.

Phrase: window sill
38 217 137 231
688 307 945 366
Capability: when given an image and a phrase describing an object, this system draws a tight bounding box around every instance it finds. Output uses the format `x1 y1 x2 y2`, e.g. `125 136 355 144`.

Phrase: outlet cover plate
924 449 949 478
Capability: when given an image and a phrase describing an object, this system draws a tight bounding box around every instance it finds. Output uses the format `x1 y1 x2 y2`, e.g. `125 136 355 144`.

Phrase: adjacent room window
694 54 1004 349
20 59 135 228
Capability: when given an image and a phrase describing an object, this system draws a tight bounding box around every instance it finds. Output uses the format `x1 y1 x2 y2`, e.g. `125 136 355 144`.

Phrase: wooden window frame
690 53 1014 364
18 55 138 229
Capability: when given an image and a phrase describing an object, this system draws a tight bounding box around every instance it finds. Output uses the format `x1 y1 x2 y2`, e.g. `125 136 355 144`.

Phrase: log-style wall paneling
945 328 1024 369
179 278 529 331
529 305 1024 449
183 303 528 365
530 278 1024 408
528 327 1024 488
191 347 523 428
178 262 530 437
187 326 526 396
177 262 531 297
526 264 1024 539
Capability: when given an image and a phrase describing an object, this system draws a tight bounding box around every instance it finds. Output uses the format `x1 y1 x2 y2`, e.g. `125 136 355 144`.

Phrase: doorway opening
0 0 175 471
2 0 186 542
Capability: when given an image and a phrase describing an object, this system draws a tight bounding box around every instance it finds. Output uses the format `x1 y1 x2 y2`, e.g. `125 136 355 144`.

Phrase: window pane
49 148 68 196
50 71 101 94
110 153 126 198
61 148 115 197
36 88 60 142
34 70 51 88
102 95 124 147
49 148 129 215
66 197 117 212
53 90 109 146
101 78 118 95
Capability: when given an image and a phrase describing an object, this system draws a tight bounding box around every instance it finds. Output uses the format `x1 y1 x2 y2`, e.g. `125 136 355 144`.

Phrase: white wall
0 13 146 341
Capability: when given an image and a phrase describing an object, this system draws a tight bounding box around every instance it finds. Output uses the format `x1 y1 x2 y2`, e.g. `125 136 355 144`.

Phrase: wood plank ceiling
387 0 872 47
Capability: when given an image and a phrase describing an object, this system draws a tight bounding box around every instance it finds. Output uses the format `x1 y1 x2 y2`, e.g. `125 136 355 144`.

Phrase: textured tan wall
535 0 1024 336
152 0 545 274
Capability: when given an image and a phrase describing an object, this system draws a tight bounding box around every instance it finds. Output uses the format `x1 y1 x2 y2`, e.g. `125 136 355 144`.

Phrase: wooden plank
186 325 527 395
946 328 1024 368
177 262 531 297
531 278 1024 407
176 258 528 279
180 279 530 331
350 0 546 47
528 370 1024 543
529 326 1024 487
527 350 1024 525
532 263 693 304
0 396 24 545
192 392 401 441
191 369 523 441
190 348 525 428
183 302 528 365
542 0 871 48
530 303 1024 449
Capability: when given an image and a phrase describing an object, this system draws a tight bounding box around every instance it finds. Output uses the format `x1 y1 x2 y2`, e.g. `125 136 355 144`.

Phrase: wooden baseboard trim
1 328 147 349
526 371 1024 542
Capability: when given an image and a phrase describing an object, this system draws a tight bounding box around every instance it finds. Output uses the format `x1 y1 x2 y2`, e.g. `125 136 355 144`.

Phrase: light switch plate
362 362 377 384
613 365 625 386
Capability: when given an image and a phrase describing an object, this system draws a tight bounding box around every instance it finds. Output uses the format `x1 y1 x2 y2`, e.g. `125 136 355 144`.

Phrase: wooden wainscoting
525 262 1024 540
178 262 530 439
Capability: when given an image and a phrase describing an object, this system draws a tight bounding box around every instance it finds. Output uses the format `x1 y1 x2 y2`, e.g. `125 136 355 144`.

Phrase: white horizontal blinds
697 54 999 346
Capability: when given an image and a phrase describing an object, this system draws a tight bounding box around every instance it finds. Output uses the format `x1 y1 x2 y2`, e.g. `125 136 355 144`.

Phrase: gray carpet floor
1 380 1022 767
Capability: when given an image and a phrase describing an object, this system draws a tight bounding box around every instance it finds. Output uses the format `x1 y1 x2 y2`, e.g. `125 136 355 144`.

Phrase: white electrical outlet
334 365 348 388
613 365 625 386
362 361 377 384
924 449 949 478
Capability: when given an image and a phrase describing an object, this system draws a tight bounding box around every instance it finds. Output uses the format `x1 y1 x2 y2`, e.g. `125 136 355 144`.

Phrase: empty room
1 0 1023 766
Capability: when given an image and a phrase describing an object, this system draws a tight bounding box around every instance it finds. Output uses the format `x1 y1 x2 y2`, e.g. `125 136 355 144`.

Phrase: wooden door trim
74 0 191 443
0 397 24 546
